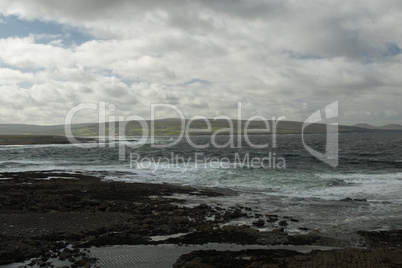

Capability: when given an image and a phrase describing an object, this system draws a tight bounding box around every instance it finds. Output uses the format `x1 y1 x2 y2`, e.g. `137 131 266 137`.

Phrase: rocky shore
0 171 401 267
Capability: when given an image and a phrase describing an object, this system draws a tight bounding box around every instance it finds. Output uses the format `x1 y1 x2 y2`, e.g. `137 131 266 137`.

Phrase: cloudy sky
0 0 401 126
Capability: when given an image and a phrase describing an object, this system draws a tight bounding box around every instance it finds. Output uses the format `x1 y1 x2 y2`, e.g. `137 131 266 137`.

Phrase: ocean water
1 133 401 235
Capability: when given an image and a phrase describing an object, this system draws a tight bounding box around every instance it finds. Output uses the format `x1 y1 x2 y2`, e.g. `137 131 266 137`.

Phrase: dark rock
68 232 82 240
167 225 260 245
43 251 51 258
354 198 367 202
357 230 402 248
279 220 288 226
197 224 213 232
271 227 284 233
173 249 302 268
198 203 209 209
252 219 265 227
40 256 48 262
143 218 154 224
29 259 40 266
341 197 353 202
266 214 278 222
341 197 367 202
59 249 73 260
63 194 81 202
84 199 100 206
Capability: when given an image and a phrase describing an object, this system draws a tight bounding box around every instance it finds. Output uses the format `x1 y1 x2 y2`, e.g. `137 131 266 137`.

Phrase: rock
271 227 284 233
252 219 265 227
43 251 51 258
341 197 367 202
63 194 81 202
84 199 100 206
197 224 213 232
214 215 224 223
75 258 97 267
143 218 154 224
266 214 278 222
279 220 288 226
72 247 80 256
173 249 302 268
199 203 209 209
40 256 48 262
57 206 68 212
223 209 244 219
68 232 82 239
354 198 367 202
341 197 353 202
29 259 40 266
59 249 73 260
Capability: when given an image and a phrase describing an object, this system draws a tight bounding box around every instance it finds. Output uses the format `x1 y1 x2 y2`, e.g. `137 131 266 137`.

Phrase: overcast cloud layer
0 0 401 125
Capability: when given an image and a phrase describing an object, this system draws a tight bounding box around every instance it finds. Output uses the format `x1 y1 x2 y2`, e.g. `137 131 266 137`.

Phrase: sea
1 133 402 237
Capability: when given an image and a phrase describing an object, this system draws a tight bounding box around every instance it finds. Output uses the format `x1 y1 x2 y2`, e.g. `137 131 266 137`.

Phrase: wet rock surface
357 230 402 248
0 171 231 266
173 248 402 268
0 171 401 267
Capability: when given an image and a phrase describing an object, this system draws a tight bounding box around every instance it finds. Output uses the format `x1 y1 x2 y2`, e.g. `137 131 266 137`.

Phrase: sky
0 0 401 126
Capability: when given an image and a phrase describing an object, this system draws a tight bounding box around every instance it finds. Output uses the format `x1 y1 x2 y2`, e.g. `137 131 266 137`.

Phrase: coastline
0 171 401 267
0 135 97 146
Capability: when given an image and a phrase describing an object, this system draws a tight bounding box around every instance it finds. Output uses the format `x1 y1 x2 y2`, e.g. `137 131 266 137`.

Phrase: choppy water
1 133 401 234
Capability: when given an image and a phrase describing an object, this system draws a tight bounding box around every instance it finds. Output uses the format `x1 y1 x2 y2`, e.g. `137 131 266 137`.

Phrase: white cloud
0 0 401 125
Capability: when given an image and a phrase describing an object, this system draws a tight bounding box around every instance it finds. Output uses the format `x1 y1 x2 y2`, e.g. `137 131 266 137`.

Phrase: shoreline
0 135 97 146
2 131 402 146
0 171 401 267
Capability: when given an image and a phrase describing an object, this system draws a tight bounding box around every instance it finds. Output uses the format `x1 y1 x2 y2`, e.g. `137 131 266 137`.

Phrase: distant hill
0 123 96 136
379 124 402 130
353 123 376 129
0 120 399 136
353 123 402 130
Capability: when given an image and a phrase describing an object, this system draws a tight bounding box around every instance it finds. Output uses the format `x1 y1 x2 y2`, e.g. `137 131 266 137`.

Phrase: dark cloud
382 43 402 57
